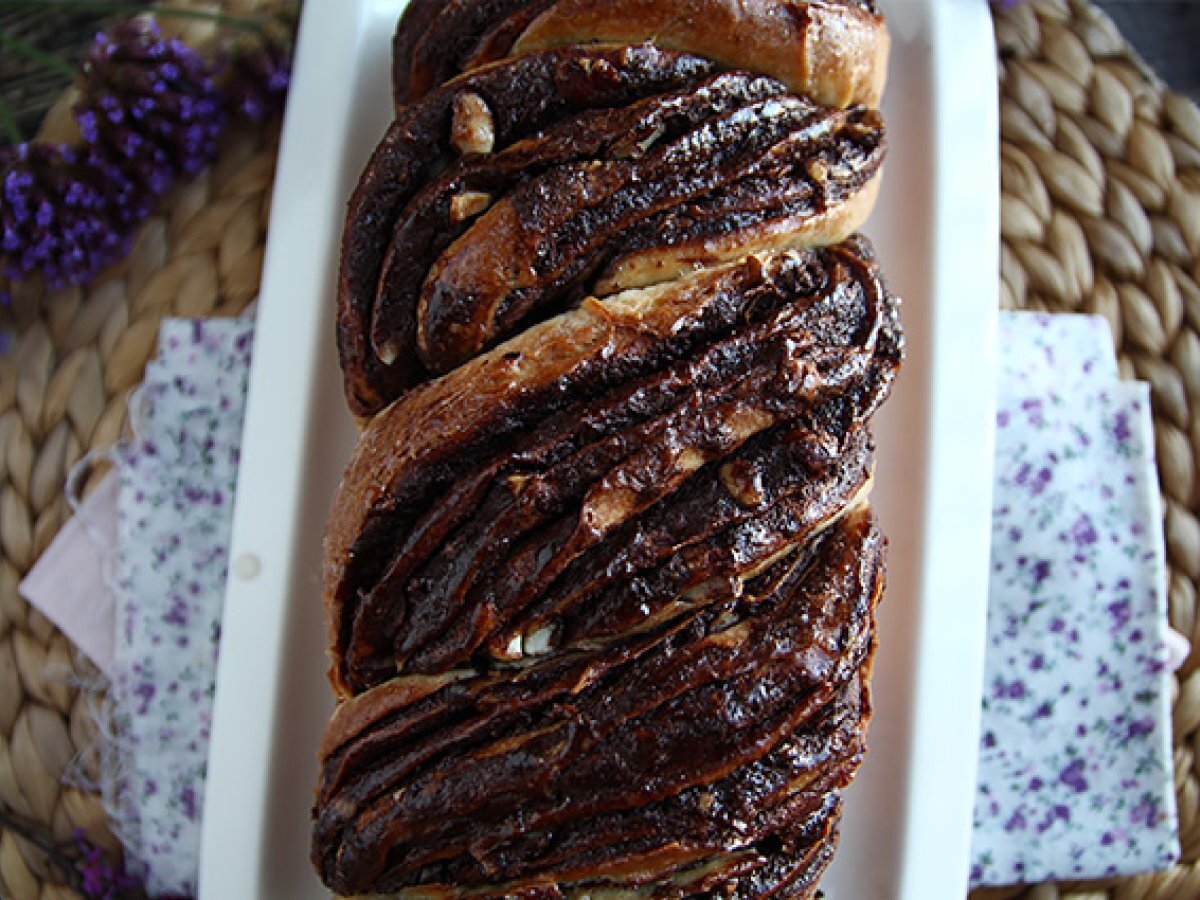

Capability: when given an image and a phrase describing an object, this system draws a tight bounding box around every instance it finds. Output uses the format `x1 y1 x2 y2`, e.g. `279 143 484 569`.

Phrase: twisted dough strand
316 3 898 896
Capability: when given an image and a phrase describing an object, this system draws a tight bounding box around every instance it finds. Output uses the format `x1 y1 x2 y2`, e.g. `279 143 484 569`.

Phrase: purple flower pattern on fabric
970 313 1178 886
107 318 254 896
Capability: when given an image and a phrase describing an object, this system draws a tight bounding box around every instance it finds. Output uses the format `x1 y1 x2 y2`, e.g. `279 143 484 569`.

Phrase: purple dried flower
221 22 294 122
1 142 134 286
3 10 296 290
75 19 226 198
1058 758 1089 793
72 829 144 899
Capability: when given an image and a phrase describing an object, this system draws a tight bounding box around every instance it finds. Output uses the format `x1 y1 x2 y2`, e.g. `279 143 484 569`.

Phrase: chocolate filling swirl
319 2 899 896
339 51 884 415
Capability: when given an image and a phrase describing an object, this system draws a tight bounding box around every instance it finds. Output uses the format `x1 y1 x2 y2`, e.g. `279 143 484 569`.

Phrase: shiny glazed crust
393 0 889 109
338 46 723 416
324 238 901 694
317 1 898 895
316 238 903 894
339 54 886 415
318 506 884 897
513 0 890 108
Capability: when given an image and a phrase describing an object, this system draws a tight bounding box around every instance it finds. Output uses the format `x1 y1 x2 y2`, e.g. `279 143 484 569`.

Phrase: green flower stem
0 1 267 31
0 30 78 79
0 94 24 145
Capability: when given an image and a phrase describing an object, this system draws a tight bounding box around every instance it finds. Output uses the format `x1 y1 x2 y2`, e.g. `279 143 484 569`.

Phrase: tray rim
199 1 999 896
876 0 999 895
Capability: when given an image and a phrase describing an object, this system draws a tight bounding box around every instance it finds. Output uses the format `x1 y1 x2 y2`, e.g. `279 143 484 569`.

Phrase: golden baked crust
513 0 890 108
394 0 889 109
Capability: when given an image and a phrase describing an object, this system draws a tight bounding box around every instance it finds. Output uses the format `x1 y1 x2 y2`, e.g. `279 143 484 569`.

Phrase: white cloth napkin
19 318 256 897
970 312 1180 885
101 318 254 897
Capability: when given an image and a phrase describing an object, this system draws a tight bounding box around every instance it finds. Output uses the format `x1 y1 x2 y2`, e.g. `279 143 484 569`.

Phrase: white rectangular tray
200 1 999 896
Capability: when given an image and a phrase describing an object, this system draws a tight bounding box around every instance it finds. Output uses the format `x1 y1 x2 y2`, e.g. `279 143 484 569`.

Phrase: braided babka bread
316 1 900 896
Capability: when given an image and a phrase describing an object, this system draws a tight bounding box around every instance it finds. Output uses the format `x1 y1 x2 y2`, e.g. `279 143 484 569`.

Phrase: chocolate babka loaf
339 44 887 415
316 1 900 896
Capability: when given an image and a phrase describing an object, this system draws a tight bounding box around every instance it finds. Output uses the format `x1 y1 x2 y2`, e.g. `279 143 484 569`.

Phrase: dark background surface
1094 1 1200 97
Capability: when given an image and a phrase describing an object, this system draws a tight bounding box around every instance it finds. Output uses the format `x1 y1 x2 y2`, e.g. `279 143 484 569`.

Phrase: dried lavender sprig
0 8 296 288
0 804 147 899
0 17 218 286
220 14 294 122
75 18 226 197
1 141 136 286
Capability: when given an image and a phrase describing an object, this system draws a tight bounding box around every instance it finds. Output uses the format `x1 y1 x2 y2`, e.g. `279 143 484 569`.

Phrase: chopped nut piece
501 633 523 660
451 92 495 155
677 449 707 472
376 339 399 366
522 625 555 656
720 459 767 506
584 486 639 534
449 190 494 223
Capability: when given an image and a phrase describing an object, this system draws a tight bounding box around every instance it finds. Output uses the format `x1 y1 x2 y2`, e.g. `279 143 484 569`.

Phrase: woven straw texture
973 1 1200 898
0 2 277 896
0 0 1197 898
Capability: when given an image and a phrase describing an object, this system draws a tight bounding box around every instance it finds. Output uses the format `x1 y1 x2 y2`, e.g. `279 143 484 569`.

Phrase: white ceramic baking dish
199 1 999 896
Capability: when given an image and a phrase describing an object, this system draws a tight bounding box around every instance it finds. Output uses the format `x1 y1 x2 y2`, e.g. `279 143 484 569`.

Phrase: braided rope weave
0 0 1196 897
973 1 1200 898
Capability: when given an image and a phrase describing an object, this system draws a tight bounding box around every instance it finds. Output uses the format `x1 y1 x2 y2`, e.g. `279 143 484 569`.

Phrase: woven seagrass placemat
976 1 1200 898
0 0 1196 897
0 1 277 895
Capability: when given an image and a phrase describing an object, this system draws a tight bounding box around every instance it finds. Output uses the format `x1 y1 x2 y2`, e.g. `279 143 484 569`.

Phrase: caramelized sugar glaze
318 2 899 896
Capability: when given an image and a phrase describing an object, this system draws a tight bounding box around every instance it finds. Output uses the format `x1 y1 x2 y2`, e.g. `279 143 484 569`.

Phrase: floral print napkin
105 318 254 897
970 312 1179 886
